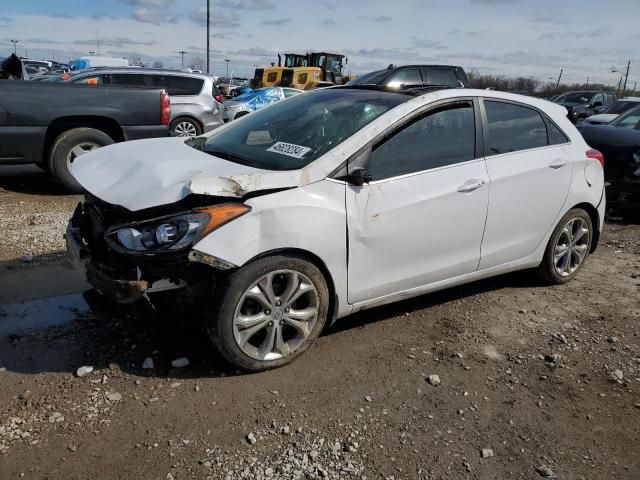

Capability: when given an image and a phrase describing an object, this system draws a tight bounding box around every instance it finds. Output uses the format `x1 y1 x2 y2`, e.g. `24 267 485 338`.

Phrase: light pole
178 50 187 70
586 76 590 86
9 39 19 55
554 68 563 92
612 61 631 98
225 58 230 78
206 0 210 74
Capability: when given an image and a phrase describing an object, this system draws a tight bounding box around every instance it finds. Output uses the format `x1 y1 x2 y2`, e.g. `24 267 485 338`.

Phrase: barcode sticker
267 142 312 159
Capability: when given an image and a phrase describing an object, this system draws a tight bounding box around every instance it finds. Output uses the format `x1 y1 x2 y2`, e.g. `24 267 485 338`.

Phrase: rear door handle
549 159 568 169
457 179 486 193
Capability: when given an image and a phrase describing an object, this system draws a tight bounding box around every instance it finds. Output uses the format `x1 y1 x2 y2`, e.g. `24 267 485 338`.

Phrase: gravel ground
1 167 639 479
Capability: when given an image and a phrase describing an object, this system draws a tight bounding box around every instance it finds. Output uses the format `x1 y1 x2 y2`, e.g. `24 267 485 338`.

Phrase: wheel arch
43 116 123 164
571 202 600 253
170 114 204 130
246 247 340 326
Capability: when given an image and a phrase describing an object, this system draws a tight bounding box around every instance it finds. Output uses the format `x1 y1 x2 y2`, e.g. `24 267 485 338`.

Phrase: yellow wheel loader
251 53 309 88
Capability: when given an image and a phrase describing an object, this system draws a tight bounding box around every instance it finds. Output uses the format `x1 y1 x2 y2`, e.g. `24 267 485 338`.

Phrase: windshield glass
347 70 389 85
605 100 640 115
610 106 640 130
204 88 408 170
555 92 597 104
285 55 308 67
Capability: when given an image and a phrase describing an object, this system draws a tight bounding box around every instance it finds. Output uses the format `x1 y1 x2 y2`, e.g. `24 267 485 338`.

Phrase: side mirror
592 101 603 108
345 167 373 186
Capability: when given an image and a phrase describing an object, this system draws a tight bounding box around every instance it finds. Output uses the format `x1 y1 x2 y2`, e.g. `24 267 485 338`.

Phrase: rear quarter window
158 76 204 96
423 68 459 86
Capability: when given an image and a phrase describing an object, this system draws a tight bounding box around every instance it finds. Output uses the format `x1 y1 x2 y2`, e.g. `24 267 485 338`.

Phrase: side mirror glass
345 167 373 186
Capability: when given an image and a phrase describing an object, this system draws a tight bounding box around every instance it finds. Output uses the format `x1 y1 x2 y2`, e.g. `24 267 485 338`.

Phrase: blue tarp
234 87 284 112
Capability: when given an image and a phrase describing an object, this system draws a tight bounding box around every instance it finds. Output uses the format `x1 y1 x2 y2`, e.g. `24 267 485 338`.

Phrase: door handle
457 179 486 193
549 159 568 169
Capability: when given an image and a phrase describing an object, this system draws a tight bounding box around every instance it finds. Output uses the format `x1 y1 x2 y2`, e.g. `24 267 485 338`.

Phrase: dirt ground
0 167 639 480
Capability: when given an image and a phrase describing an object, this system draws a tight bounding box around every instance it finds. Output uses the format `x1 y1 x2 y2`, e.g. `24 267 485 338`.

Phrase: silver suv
59 68 224 136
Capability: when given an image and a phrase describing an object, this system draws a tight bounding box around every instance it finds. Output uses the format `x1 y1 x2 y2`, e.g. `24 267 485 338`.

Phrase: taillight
214 94 224 104
161 91 171 126
586 149 605 168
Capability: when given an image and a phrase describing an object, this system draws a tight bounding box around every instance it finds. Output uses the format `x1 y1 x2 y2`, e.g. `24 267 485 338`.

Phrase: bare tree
189 56 206 72
152 60 164 69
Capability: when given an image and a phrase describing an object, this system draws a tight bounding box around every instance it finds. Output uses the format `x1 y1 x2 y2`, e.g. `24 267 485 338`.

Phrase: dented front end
66 194 238 304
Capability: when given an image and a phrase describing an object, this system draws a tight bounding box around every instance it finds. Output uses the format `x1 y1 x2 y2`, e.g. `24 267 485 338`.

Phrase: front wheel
207 255 329 371
537 208 593 284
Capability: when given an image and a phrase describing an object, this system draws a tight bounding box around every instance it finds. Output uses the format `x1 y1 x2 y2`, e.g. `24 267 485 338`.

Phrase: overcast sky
1 0 638 86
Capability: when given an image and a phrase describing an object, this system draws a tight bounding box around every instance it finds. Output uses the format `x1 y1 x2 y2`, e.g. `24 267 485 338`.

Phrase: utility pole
586 76 590 86
206 0 210 74
616 76 623 96
633 82 637 94
622 60 630 97
178 50 187 70
225 58 230 78
9 39 19 54
555 68 563 92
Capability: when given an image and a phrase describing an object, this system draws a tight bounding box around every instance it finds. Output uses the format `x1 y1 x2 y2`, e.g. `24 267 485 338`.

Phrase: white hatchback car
68 86 606 371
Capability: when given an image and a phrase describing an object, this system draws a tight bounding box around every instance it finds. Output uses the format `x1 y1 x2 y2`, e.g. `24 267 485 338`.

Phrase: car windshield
610 106 640 130
555 92 597 104
604 100 640 115
347 70 390 85
204 88 408 170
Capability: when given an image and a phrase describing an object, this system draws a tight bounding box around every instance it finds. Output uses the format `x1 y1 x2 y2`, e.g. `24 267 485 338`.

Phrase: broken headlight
105 204 251 254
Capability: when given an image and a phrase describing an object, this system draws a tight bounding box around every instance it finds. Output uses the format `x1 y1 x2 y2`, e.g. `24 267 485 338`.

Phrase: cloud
411 37 448 50
123 0 176 6
0 16 14 24
319 0 337 9
131 8 180 25
449 29 486 37
357 15 392 23
73 37 157 48
214 0 274 10
25 38 65 45
261 18 293 26
190 8 241 28
471 0 520 4
226 47 275 57
319 18 336 26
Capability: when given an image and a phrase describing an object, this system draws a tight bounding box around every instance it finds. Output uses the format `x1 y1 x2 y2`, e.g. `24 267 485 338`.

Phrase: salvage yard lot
1 166 639 479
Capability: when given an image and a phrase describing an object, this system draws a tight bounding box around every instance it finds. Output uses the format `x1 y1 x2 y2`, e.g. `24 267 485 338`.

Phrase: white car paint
73 88 605 320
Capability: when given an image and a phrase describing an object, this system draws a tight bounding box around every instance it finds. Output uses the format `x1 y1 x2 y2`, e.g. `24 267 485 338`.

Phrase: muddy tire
48 128 114 193
207 255 329 371
537 208 593 285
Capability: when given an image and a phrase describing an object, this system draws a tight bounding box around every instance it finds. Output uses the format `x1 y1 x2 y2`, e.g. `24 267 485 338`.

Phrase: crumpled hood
72 137 301 211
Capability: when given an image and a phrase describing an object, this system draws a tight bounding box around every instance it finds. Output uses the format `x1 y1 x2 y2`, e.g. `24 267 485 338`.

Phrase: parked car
582 97 640 125
553 91 616 123
0 81 170 191
67 86 605 371
223 87 304 122
218 77 250 98
70 56 129 71
577 106 640 212
347 64 469 88
53 68 224 136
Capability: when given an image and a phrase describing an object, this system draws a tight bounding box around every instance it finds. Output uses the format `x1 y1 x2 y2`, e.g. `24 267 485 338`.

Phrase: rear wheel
170 117 202 137
207 255 329 371
537 208 593 284
48 128 114 193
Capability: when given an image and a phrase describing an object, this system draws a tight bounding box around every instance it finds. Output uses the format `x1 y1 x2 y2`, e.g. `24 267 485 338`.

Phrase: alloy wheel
232 270 320 361
553 217 590 277
174 121 198 137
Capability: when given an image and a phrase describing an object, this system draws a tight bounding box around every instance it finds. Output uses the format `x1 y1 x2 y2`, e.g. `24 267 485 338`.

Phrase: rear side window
368 102 476 180
105 74 156 87
387 68 422 87
424 68 459 86
484 101 548 155
157 76 204 95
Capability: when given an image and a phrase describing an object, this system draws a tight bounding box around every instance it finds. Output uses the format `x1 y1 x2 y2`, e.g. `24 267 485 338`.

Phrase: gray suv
57 68 224 136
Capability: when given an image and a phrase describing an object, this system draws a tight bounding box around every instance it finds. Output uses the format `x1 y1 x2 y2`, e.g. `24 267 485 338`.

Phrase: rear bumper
122 125 170 141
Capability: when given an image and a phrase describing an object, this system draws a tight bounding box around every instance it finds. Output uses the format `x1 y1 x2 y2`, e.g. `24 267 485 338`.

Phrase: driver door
345 100 490 304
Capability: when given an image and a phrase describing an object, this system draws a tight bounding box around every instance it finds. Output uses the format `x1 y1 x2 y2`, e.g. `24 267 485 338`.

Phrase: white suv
68 87 605 371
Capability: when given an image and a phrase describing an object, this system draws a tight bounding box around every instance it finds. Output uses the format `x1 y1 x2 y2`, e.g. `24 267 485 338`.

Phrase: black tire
537 208 593 285
207 255 330 371
48 128 114 193
169 117 202 137
234 111 249 120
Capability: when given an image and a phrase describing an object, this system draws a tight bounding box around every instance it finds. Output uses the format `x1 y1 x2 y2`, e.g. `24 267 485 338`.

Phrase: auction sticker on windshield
267 142 311 159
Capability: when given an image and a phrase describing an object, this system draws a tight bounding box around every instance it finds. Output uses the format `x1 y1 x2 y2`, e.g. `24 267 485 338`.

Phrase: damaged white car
67 86 605 371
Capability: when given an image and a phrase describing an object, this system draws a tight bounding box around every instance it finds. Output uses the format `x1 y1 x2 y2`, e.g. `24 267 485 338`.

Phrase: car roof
68 67 212 79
